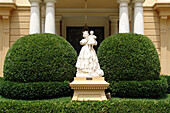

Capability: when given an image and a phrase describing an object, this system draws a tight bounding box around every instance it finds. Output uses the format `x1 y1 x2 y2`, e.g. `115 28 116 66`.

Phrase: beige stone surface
0 2 16 77
70 77 109 101
154 3 170 75
158 0 170 2
167 18 170 74
15 0 30 6
0 0 13 2
143 0 157 6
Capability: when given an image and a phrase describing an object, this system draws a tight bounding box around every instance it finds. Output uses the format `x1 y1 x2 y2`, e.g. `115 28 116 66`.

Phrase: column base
70 77 109 101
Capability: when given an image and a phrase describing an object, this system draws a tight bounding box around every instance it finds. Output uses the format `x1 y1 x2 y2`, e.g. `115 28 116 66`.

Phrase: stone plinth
70 77 109 101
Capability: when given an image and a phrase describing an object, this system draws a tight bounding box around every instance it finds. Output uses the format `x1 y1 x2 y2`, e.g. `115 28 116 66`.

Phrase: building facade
0 0 170 77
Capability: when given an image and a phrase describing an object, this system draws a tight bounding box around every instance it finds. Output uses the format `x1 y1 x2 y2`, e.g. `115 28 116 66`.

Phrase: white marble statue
76 30 104 77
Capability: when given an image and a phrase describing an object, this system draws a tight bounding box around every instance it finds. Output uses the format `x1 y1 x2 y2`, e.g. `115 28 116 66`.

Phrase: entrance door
66 27 104 54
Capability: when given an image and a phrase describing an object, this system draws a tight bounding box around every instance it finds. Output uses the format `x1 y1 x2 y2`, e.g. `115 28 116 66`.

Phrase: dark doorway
66 27 104 54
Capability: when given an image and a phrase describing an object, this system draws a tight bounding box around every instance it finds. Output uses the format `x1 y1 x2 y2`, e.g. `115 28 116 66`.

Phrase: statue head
90 31 94 35
83 31 89 38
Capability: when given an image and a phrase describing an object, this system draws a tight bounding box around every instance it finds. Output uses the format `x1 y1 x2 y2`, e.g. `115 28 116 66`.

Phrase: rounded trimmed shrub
97 33 160 82
0 79 72 99
161 75 170 94
3 33 77 82
108 77 168 98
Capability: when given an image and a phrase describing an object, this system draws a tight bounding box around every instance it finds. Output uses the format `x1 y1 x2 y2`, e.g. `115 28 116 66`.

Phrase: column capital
117 0 130 3
133 0 145 3
44 0 58 3
29 0 42 3
109 16 118 22
55 16 62 22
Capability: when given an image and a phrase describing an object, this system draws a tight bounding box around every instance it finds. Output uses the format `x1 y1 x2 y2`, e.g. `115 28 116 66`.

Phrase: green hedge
0 78 72 99
108 77 168 98
161 75 170 94
97 33 160 82
4 33 77 82
0 98 169 112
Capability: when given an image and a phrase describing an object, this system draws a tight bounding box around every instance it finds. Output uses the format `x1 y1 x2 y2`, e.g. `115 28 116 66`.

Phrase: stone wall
10 7 30 46
143 7 160 58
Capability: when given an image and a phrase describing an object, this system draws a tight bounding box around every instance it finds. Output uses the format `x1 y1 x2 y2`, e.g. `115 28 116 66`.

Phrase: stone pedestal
70 77 109 101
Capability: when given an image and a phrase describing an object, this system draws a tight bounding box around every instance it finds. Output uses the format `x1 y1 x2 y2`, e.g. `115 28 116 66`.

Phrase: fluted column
45 0 57 34
29 0 41 34
133 0 145 35
109 16 118 35
117 0 130 33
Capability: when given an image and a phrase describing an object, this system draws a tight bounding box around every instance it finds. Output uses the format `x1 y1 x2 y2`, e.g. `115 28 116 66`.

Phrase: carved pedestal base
70 77 109 101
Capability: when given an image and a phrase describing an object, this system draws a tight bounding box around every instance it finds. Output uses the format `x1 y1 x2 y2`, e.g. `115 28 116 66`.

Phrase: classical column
29 0 41 34
133 0 145 35
117 0 130 33
55 16 62 36
109 16 118 35
45 0 57 34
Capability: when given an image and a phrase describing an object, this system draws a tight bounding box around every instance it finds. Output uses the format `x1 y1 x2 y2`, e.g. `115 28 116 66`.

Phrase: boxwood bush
108 77 168 98
0 78 72 99
97 33 160 82
161 75 170 94
4 33 77 82
0 97 169 112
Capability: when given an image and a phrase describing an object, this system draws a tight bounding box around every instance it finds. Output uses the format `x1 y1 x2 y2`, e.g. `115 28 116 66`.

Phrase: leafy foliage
0 78 72 100
108 77 168 98
161 75 170 94
97 33 160 82
0 96 169 112
3 33 77 82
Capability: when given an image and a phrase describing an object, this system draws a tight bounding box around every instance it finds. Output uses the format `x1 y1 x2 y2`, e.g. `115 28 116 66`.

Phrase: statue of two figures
76 30 104 77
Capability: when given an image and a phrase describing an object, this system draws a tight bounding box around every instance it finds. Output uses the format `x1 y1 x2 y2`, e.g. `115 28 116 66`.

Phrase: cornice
0 2 16 9
154 3 170 17
154 3 170 10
